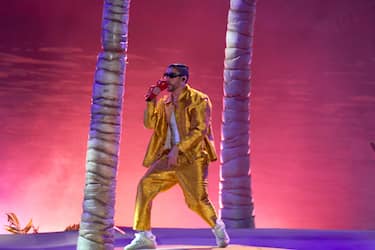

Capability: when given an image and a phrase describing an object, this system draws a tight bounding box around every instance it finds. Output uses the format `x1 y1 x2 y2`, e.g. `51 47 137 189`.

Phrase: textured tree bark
220 0 256 228
77 0 130 249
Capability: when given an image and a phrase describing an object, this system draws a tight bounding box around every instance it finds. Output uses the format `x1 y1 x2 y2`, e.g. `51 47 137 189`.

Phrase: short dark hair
168 63 189 81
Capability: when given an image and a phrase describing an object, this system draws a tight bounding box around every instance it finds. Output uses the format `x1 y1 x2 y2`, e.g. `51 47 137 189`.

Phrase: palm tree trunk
220 0 256 228
77 0 130 249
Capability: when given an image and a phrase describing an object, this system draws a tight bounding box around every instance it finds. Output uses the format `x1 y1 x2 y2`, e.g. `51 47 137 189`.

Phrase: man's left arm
178 97 211 154
168 97 211 166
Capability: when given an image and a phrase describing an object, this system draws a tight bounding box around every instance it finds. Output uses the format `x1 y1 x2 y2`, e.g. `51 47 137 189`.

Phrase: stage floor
0 227 374 250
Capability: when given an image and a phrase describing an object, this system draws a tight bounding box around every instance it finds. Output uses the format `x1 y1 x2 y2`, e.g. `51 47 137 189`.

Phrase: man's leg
176 155 230 248
176 156 217 227
124 157 177 250
133 156 177 230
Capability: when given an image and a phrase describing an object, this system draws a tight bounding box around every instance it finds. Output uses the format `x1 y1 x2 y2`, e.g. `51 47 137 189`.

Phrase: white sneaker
212 219 230 248
124 231 157 250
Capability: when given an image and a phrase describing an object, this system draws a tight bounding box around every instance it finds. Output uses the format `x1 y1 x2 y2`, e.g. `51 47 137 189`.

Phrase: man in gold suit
124 64 229 250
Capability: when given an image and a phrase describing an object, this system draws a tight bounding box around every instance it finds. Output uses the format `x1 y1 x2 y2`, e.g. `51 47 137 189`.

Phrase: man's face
163 67 185 92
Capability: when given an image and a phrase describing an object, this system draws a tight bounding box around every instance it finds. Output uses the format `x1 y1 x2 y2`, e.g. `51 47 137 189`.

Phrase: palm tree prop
77 0 130 249
220 0 257 228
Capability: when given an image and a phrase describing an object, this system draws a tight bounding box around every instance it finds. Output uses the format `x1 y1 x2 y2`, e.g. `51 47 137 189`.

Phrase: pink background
0 0 374 233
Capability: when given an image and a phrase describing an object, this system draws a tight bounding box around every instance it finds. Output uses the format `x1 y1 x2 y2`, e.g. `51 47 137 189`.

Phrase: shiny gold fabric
133 154 217 230
142 85 217 167
133 85 218 231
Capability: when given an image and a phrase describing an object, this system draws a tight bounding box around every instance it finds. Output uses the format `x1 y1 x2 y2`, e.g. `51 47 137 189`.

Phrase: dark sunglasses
163 72 183 78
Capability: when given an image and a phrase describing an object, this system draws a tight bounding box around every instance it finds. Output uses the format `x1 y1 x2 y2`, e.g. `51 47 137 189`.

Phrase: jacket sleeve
143 100 158 129
177 96 211 153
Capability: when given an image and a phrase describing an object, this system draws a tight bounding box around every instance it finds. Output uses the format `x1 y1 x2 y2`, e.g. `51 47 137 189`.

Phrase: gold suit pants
133 154 218 231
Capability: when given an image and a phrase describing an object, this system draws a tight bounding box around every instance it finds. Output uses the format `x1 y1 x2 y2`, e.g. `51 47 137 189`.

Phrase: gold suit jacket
142 85 217 167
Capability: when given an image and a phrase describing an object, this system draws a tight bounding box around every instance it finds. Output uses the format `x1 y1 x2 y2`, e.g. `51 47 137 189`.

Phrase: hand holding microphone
145 80 168 102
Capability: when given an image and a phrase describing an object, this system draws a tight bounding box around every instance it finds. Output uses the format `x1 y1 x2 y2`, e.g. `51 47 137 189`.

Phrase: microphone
145 80 168 102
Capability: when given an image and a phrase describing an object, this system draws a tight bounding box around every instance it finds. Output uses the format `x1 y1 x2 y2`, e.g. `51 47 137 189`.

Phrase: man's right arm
143 99 157 129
